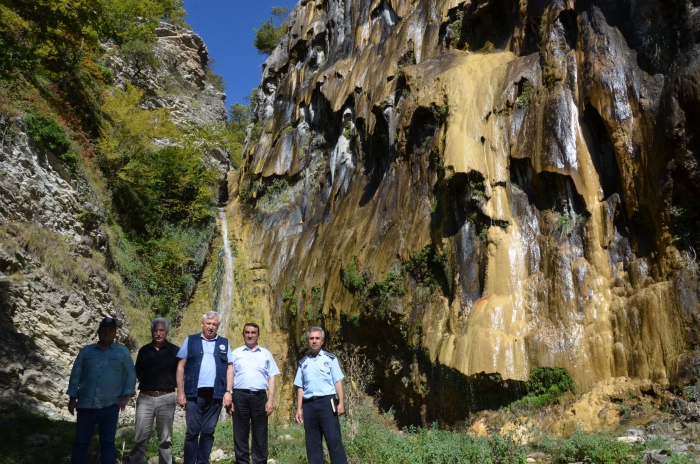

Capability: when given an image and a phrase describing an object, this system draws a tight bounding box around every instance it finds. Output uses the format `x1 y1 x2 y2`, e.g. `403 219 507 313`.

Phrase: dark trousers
232 390 268 464
302 395 347 464
71 404 119 464
184 388 223 464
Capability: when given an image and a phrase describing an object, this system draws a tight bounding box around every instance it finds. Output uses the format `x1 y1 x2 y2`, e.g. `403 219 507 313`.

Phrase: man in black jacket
129 318 180 464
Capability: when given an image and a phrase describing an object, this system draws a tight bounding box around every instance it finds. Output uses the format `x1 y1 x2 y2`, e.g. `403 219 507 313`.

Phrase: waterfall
218 207 234 338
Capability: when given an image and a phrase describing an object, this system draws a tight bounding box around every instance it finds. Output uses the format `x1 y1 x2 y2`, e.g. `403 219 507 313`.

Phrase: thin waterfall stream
217 207 234 338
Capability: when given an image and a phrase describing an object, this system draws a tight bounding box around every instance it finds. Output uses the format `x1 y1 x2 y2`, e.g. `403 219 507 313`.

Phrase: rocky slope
0 23 226 416
226 0 700 427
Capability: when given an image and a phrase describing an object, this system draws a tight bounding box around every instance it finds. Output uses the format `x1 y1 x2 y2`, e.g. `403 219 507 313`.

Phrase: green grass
0 406 81 464
4 399 699 464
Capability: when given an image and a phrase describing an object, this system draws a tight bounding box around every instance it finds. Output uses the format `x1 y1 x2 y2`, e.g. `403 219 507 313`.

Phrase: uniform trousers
232 390 268 464
71 404 119 464
184 388 223 464
302 395 347 464
129 391 176 464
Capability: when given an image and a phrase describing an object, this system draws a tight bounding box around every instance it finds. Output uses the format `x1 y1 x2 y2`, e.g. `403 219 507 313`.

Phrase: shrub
505 367 576 411
516 79 532 108
254 6 289 55
341 256 365 292
24 113 80 171
120 39 161 81
543 430 640 464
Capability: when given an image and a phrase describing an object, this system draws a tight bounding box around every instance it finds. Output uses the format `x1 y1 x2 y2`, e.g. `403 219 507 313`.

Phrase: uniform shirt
231 344 280 390
135 340 180 391
67 343 136 409
294 350 344 398
177 334 233 388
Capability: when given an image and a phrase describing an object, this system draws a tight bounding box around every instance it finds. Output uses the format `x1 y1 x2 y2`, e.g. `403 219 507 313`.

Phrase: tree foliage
0 0 232 323
97 85 220 318
253 6 289 55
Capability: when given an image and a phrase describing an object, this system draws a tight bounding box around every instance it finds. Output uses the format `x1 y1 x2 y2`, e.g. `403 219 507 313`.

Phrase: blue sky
183 0 299 114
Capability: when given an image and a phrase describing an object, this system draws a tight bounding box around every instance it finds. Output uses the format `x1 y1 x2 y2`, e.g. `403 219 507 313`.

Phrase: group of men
67 312 348 464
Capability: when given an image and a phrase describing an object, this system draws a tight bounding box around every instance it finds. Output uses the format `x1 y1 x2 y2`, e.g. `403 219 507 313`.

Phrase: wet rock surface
227 0 700 428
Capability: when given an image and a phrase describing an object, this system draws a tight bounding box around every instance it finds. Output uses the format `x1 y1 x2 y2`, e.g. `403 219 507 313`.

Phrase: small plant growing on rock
516 78 532 108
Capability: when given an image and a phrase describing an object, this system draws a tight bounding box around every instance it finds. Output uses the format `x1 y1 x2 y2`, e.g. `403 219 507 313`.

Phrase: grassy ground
1 403 696 464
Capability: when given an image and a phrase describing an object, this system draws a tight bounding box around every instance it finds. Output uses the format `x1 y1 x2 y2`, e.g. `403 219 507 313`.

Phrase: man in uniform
129 318 180 464
176 311 233 464
228 322 280 464
67 317 136 464
294 327 348 464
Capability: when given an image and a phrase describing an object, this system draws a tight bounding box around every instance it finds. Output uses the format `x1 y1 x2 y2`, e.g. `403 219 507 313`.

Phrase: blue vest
183 334 229 399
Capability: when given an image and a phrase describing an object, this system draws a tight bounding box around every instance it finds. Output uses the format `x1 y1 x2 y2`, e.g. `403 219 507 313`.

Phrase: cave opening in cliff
582 104 621 200
462 0 519 52
509 159 587 222
406 107 438 158
360 106 393 206
218 177 229 206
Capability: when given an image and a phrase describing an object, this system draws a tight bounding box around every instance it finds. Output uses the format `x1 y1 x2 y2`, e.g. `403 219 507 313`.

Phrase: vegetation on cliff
0 0 242 330
253 6 289 55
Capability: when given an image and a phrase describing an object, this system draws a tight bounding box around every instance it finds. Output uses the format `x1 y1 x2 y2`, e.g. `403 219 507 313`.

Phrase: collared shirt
67 343 136 409
294 350 344 398
231 344 280 390
177 334 233 388
135 340 180 391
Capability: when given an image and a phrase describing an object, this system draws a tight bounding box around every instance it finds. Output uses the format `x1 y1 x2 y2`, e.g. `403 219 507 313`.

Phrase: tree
253 6 289 55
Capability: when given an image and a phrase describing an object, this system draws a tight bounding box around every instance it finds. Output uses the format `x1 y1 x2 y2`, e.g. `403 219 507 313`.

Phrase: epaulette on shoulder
298 354 310 366
324 350 336 360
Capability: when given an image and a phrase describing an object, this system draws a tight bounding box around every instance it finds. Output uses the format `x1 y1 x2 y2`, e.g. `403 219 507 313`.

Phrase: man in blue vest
176 311 233 464
294 327 347 464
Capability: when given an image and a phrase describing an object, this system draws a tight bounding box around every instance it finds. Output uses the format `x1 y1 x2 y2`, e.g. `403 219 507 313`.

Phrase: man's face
307 330 324 352
202 317 220 339
243 325 259 347
98 325 116 346
152 322 167 344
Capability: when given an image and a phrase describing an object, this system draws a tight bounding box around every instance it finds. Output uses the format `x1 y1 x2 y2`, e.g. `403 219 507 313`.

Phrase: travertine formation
228 0 700 425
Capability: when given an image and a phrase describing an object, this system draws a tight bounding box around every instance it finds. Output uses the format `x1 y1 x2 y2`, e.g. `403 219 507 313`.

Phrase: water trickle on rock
217 207 234 338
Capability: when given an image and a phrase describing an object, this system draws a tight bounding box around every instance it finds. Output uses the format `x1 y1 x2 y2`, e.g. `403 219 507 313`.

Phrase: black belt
234 389 265 395
141 389 175 397
303 394 334 403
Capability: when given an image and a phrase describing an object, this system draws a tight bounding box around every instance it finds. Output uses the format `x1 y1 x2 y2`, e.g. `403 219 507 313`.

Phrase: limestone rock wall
0 124 129 418
105 22 229 174
0 23 227 416
233 0 700 425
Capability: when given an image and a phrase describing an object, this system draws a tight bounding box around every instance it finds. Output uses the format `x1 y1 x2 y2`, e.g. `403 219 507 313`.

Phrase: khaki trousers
129 391 176 464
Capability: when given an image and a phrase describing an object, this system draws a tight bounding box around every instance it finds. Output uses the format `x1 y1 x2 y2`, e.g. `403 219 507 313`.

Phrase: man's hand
177 391 187 408
265 398 275 416
225 403 234 416
117 395 131 411
223 391 232 409
68 397 77 416
295 408 303 424
337 402 345 416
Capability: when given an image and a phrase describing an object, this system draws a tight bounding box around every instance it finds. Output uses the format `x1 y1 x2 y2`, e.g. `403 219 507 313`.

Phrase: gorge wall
227 0 700 426
0 23 226 416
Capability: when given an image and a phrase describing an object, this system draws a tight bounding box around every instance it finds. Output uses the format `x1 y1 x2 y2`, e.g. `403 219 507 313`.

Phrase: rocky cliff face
229 0 700 426
0 24 226 416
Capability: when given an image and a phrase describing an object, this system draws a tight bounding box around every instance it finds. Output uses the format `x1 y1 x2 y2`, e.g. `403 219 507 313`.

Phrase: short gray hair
150 318 169 332
202 311 221 323
307 326 325 340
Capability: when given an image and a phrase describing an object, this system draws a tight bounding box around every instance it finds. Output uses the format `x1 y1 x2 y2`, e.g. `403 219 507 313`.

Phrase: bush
505 367 576 411
254 6 289 55
341 256 365 292
539 430 640 464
